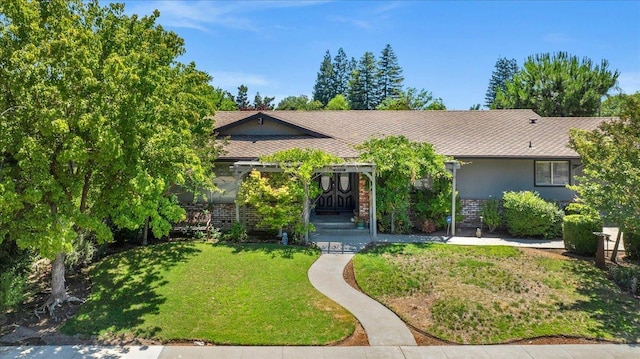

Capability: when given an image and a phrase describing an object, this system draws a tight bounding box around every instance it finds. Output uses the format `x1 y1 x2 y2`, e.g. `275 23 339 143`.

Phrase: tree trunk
303 183 310 244
142 217 150 246
51 252 68 302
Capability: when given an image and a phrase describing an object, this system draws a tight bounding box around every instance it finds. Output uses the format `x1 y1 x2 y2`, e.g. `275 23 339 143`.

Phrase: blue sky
115 0 639 110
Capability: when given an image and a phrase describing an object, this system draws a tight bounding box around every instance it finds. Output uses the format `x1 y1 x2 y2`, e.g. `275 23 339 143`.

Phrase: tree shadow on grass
565 260 640 343
214 242 317 259
62 241 202 338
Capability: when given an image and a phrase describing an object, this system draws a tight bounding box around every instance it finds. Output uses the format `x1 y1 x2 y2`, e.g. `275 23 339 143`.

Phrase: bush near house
503 191 564 238
624 232 640 260
563 214 603 256
480 197 502 232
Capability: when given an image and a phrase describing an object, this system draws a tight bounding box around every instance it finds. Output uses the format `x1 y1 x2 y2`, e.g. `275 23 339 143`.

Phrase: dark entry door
315 173 356 214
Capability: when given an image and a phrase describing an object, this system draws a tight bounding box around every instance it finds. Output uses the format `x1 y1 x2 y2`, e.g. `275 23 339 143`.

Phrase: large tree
376 44 404 101
332 48 352 98
600 92 640 117
485 57 518 108
253 92 275 110
212 87 237 111
494 52 619 116
0 0 219 314
348 52 379 110
569 94 640 244
312 50 335 105
276 95 323 110
376 88 445 110
235 85 251 110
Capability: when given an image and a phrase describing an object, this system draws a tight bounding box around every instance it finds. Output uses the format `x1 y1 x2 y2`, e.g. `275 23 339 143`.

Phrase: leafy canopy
0 0 219 258
569 94 640 233
356 136 449 233
494 52 619 116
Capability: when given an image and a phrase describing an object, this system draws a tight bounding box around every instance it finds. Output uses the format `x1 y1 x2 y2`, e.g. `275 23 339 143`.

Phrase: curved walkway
307 253 417 346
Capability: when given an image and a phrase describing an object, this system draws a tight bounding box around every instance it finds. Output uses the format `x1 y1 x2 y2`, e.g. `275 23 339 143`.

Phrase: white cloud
331 16 372 30
211 71 274 88
617 71 640 94
122 0 328 32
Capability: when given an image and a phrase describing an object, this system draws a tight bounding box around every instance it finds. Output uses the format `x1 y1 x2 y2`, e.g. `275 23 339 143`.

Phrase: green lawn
63 242 354 345
353 243 640 344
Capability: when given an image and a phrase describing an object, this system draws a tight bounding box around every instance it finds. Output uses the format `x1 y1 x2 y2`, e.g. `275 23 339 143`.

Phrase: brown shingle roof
213 110 611 159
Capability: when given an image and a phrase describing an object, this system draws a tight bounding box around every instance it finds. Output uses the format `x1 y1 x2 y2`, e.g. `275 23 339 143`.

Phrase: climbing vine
238 148 342 242
356 136 450 233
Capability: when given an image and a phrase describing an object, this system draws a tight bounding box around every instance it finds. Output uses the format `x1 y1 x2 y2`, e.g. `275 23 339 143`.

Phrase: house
182 110 609 231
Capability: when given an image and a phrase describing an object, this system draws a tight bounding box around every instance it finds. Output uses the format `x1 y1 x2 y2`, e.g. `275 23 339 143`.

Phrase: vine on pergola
356 136 450 234
238 148 343 242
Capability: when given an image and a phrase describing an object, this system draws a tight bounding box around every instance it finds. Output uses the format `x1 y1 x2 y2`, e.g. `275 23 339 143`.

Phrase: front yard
353 243 640 344
62 242 354 345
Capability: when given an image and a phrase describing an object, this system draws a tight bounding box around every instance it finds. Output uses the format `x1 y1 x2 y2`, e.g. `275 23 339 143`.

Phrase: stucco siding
456 158 579 202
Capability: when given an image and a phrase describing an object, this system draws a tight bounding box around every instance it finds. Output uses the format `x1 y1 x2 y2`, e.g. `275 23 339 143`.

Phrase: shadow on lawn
62 241 202 338
215 242 317 259
566 260 640 343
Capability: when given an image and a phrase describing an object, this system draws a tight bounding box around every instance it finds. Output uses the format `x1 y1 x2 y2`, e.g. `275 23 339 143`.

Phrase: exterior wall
221 119 307 136
456 158 580 202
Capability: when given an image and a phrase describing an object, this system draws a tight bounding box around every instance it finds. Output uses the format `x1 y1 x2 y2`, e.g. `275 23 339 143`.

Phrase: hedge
563 214 603 256
503 191 564 238
625 232 640 260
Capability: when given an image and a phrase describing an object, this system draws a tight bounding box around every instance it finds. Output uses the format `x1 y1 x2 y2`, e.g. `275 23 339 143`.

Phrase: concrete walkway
2 344 640 358
308 253 417 346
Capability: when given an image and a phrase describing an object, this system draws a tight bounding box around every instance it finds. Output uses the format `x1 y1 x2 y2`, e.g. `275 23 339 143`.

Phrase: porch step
311 213 356 230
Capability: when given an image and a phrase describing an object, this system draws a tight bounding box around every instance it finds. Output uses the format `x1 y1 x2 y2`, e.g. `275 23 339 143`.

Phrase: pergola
231 161 377 241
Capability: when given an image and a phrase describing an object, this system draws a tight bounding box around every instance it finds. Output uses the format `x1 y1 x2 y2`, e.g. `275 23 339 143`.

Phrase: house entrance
315 173 357 214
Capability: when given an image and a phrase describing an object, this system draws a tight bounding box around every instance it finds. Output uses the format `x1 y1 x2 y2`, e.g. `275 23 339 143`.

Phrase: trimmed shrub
624 232 640 260
502 191 564 238
481 198 501 232
563 214 603 256
610 265 640 295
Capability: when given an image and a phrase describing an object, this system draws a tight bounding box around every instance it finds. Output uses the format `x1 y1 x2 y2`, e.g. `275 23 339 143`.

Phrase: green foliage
481 197 501 232
65 232 97 270
348 52 379 110
624 232 640 260
610 264 640 295
235 85 251 110
485 57 518 108
276 95 323 110
413 175 461 229
224 222 248 242
211 88 237 111
312 51 335 105
569 94 640 235
376 87 445 110
253 92 275 110
376 44 404 101
0 268 27 312
502 191 564 238
494 52 619 116
357 136 449 234
238 149 342 240
562 214 603 256
325 94 350 110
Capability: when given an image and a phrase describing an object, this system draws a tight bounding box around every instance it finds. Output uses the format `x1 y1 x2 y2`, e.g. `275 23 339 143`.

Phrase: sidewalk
2 344 639 358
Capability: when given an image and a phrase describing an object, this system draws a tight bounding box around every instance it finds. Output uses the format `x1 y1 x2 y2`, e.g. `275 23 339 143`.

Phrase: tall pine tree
348 52 379 110
332 48 352 97
377 44 404 101
236 85 251 110
485 57 518 108
312 50 335 105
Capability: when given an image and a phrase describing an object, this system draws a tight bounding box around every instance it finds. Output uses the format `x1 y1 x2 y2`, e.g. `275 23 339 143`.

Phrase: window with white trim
535 161 570 186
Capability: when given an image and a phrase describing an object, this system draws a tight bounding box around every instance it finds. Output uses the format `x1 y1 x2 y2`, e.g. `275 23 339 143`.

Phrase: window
535 161 570 186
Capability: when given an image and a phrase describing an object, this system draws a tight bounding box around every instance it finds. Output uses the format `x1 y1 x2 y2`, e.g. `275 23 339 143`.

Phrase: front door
315 173 356 214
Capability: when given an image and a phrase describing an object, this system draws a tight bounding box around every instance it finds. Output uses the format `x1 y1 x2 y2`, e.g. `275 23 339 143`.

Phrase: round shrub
502 191 564 238
624 232 640 260
563 214 603 256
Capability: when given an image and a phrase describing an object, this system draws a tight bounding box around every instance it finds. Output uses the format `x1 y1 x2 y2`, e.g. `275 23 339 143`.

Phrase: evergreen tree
236 85 251 110
312 50 335 105
348 52 379 110
495 52 619 116
253 92 275 110
332 48 352 97
485 57 518 108
377 44 404 101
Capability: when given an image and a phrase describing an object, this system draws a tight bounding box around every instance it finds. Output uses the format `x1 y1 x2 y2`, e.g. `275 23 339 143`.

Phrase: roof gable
215 112 331 138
